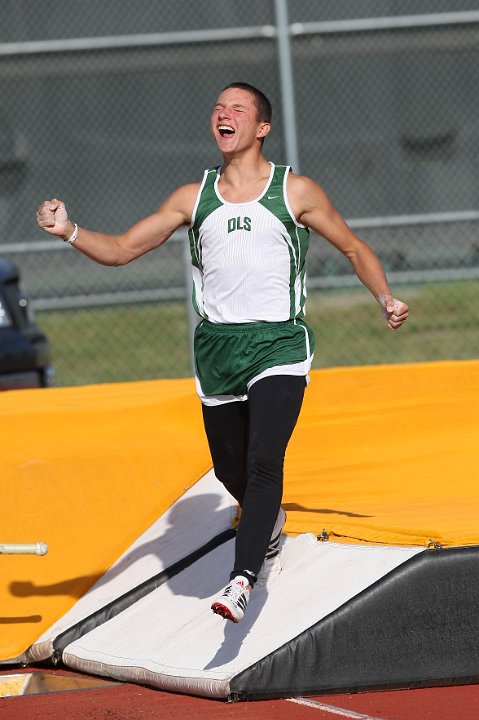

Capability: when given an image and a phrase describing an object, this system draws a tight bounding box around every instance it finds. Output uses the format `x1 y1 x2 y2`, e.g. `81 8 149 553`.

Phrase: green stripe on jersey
188 169 223 271
259 165 310 316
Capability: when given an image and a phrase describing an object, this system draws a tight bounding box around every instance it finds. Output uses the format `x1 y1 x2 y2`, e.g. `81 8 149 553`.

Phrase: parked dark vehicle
0 257 53 390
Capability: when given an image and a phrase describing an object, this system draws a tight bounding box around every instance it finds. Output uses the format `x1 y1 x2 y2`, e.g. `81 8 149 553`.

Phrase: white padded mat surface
63 534 423 698
26 470 236 662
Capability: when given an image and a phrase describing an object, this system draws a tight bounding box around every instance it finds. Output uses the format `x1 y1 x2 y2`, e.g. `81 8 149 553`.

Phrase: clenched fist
36 198 70 238
379 294 409 331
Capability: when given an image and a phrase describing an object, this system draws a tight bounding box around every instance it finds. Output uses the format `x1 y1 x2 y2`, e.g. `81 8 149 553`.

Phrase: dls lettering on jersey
227 216 252 233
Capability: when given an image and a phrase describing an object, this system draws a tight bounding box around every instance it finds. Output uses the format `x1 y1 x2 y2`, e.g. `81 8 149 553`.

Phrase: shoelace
223 580 247 603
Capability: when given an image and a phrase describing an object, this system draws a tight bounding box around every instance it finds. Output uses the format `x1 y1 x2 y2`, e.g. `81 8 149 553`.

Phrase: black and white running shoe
211 575 251 622
256 507 287 587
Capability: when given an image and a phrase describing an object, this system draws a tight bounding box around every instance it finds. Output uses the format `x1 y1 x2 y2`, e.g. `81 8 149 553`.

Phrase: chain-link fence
1 1 478 386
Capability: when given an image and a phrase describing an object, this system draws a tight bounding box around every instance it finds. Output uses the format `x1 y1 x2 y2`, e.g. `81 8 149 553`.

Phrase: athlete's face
211 88 270 154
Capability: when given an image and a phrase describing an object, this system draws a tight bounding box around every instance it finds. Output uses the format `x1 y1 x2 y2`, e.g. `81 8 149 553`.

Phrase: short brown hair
222 82 272 124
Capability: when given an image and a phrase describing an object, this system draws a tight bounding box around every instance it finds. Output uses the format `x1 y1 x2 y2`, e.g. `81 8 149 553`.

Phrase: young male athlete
36 82 409 623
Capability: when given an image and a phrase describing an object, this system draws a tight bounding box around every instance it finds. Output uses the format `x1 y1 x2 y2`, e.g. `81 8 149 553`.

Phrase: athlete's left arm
289 174 408 330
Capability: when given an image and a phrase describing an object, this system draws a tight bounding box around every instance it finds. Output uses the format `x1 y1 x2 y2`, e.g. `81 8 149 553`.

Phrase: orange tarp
1 360 478 661
1 378 211 661
285 360 479 547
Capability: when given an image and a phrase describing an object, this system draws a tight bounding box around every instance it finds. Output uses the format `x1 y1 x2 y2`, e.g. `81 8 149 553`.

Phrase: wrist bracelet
65 223 78 245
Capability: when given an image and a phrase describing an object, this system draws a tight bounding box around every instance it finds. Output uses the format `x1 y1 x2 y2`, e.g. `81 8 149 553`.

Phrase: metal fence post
274 0 300 173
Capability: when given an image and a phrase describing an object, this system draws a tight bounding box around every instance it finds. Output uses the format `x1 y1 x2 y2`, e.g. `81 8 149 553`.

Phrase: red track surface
1 668 479 720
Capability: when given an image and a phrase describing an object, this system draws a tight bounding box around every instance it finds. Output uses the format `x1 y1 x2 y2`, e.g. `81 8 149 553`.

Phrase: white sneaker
211 576 251 623
256 508 287 587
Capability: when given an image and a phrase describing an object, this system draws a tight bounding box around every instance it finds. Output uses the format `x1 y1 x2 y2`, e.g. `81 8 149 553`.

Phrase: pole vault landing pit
6 469 479 702
57 538 479 700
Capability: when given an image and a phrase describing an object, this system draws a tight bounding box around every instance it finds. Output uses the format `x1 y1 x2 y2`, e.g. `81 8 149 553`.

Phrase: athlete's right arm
35 183 200 266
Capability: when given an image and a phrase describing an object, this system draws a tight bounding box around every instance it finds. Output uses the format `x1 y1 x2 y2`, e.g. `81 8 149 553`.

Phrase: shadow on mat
203 585 269 669
93 492 236 600
9 493 234 603
283 502 372 518
9 575 102 599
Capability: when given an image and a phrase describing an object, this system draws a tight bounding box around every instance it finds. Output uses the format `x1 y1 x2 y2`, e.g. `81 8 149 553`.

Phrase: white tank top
188 162 310 324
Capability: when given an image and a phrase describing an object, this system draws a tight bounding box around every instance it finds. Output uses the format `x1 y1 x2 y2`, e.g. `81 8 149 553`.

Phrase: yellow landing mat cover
1 360 478 660
284 360 479 548
1 378 211 661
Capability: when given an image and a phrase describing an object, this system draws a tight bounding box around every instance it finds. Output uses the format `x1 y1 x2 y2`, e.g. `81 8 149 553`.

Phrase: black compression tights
201 375 306 584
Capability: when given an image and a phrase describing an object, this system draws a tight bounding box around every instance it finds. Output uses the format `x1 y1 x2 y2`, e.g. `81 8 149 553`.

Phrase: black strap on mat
52 527 236 662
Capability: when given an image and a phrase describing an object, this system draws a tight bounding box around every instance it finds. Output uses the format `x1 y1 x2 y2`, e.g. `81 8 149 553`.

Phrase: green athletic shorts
194 318 315 405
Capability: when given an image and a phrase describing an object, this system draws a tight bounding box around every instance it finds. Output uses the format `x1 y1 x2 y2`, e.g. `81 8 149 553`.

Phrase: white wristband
65 223 78 245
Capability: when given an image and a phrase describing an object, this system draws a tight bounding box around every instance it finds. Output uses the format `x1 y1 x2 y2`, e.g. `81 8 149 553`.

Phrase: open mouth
218 125 235 138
